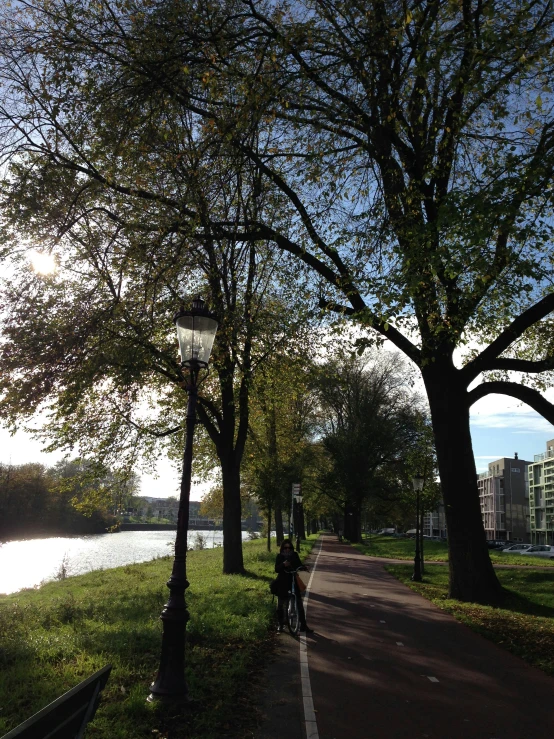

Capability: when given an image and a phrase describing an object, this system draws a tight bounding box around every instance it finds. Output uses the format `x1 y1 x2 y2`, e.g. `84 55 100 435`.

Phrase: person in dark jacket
274 539 314 633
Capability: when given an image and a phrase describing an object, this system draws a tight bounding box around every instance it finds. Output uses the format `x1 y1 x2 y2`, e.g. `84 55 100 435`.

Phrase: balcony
534 449 554 462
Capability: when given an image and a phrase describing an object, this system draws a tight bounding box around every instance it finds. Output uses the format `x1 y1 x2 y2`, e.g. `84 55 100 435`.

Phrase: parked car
519 545 554 559
486 540 510 549
501 544 533 554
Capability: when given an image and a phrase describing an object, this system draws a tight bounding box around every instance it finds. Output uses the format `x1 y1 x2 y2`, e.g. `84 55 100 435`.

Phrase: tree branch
467 381 554 425
319 299 421 365
485 357 554 373
462 293 554 382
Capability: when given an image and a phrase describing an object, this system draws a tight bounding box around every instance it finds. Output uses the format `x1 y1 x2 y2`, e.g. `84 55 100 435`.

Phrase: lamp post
411 475 424 582
148 296 218 703
291 483 301 538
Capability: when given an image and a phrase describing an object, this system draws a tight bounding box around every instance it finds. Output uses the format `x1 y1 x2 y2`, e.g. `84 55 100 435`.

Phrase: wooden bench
1 665 112 739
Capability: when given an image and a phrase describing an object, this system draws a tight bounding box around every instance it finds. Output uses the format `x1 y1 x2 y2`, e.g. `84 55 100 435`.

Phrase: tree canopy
2 0 554 599
313 351 432 542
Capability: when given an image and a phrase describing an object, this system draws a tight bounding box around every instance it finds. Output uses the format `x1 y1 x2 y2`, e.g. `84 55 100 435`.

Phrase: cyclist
274 539 314 634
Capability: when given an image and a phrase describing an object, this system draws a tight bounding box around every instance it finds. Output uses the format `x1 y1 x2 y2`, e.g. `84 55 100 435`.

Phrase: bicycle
286 566 308 635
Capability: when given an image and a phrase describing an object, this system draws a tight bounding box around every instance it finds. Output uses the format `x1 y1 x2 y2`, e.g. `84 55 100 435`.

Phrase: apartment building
477 455 530 542
527 439 554 544
423 502 447 539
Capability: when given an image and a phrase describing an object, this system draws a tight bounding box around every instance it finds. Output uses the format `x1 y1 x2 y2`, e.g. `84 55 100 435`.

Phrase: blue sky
470 392 554 469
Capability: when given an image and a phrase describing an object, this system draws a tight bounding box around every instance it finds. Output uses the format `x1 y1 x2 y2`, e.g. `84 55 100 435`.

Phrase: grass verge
386 563 554 675
352 535 554 567
0 535 318 739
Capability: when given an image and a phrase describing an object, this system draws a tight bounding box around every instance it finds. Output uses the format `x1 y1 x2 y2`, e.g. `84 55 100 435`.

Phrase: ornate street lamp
148 296 218 703
411 475 424 582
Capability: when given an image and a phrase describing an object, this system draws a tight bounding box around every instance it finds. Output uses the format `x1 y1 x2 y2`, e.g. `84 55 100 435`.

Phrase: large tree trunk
423 362 502 603
221 461 245 574
344 501 362 543
275 503 284 545
299 502 306 539
420 506 425 575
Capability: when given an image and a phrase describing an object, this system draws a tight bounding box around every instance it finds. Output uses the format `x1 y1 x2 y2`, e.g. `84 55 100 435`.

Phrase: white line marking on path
300 537 324 739
427 676 439 682
396 642 404 646
380 620 386 623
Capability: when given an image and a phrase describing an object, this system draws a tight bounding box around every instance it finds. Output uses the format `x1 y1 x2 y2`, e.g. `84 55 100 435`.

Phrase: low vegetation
353 535 554 567
387 564 554 676
0 536 317 739
352 535 450 561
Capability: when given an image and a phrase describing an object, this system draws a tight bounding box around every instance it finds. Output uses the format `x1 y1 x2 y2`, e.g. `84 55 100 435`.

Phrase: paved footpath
258 533 554 739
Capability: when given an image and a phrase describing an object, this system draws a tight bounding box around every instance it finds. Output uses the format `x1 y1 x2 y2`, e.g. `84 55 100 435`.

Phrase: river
0 530 258 595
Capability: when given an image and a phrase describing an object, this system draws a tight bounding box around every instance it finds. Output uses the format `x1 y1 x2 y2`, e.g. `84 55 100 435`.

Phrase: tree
4 0 554 600
0 459 119 538
314 352 428 542
50 458 140 517
0 462 50 536
0 24 305 573
243 348 320 548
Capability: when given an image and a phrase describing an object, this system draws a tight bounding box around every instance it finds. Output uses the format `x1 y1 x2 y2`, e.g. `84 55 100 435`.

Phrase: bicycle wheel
286 594 300 635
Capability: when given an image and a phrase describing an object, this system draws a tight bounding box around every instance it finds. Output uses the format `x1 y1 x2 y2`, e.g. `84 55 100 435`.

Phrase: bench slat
1 665 112 739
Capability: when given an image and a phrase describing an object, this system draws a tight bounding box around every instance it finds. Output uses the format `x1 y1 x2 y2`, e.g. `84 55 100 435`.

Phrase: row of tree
237 349 440 546
1 0 554 602
0 459 139 539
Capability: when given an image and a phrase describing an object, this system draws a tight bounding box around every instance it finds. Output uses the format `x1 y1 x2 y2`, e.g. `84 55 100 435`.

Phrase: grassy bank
0 535 317 739
386 564 554 676
353 535 554 567
352 535 449 561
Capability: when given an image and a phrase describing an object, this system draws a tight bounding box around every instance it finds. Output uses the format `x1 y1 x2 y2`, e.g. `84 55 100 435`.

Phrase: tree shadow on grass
240 569 273 583
497 574 554 619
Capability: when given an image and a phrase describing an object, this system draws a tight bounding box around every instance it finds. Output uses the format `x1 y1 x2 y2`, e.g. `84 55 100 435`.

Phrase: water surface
0 530 254 594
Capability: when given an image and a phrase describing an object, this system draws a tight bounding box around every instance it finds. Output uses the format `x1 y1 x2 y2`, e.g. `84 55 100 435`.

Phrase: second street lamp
148 296 218 703
411 475 424 583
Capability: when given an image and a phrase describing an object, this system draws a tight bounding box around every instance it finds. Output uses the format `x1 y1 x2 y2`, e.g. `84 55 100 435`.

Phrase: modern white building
477 455 530 542
527 439 554 545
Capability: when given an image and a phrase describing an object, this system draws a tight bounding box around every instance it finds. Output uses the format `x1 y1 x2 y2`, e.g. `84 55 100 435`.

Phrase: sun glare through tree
28 250 56 275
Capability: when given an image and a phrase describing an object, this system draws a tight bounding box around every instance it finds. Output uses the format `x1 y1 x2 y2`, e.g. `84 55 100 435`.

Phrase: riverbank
0 536 317 738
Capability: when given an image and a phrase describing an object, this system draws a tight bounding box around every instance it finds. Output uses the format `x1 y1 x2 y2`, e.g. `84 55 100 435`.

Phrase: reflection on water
0 530 254 595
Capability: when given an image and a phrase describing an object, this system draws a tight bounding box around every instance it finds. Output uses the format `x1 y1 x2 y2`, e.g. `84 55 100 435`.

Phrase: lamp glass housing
412 475 425 492
174 299 218 368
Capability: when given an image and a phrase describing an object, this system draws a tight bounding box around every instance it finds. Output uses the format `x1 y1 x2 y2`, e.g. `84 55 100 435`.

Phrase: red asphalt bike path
293 533 554 739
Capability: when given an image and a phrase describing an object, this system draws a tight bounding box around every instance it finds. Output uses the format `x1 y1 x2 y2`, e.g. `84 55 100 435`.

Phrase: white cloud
471 412 553 433
470 385 554 432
